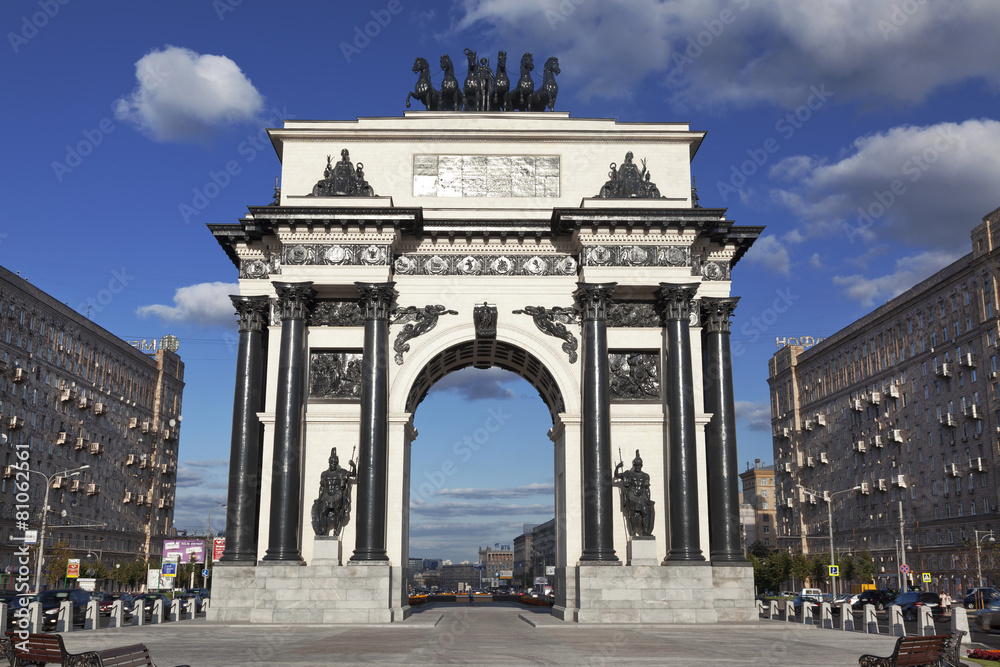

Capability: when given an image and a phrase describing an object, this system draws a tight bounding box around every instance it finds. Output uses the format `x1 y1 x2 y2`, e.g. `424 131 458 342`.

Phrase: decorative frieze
606 301 660 328
240 256 281 280
282 244 391 267
695 258 731 281
231 295 270 333
309 351 363 400
512 305 579 363
413 154 560 198
310 300 365 327
609 352 661 400
391 305 459 365
393 253 577 277
581 245 691 268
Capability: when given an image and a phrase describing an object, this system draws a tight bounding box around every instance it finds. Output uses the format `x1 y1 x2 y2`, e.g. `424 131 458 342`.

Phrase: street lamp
27 464 90 593
797 484 860 598
975 529 995 590
203 503 227 588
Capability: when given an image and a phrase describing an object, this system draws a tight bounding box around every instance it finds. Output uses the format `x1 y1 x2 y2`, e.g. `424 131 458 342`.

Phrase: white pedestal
627 537 658 566
312 535 342 565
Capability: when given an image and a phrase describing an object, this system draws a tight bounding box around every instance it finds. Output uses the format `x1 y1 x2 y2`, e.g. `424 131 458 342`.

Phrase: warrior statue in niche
311 447 357 536
614 449 655 537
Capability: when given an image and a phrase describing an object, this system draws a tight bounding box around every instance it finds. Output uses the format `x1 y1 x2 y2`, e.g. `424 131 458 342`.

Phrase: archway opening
406 340 563 607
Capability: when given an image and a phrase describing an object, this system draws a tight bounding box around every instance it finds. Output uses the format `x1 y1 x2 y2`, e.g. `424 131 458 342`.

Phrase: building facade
478 544 514 588
770 208 1000 594
739 463 776 549
0 265 184 581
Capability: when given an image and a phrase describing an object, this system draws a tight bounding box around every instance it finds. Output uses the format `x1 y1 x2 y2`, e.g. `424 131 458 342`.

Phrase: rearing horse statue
439 54 463 111
405 57 440 111
530 57 560 112
490 51 509 111
508 52 534 112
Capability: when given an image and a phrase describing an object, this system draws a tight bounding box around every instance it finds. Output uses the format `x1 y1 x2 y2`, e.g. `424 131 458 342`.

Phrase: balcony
939 414 957 427
961 353 976 368
859 483 870 495
7 416 23 430
971 457 987 472
872 435 884 449
893 474 907 488
55 432 67 445
86 483 99 495
88 443 101 455
12 368 25 383
816 414 827 427
868 392 881 405
819 452 829 464
887 385 900 398
126 454 136 466
935 363 953 377
806 456 816 468
93 402 106 415
965 405 981 419
123 491 132 504
140 421 151 433
803 420 815 431
69 480 80 493
891 429 904 443
850 399 863 411
77 396 88 410
74 437 85 450
944 463 960 477
59 389 71 402
854 441 867 453
876 479 887 492
129 417 138 429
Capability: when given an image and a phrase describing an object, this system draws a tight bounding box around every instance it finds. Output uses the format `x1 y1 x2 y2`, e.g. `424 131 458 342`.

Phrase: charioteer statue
311 447 357 536
614 449 655 537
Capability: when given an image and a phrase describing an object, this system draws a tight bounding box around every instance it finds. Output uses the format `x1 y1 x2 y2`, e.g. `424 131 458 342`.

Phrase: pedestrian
468 589 474 604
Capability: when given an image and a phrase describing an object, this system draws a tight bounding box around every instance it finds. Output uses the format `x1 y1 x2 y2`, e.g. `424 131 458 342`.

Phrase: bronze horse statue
530 57 560 112
439 54 463 111
462 48 486 111
490 51 509 111
406 57 440 111
508 52 535 111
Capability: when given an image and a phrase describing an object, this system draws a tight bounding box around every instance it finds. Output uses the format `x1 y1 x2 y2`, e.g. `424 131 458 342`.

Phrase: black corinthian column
221 295 269 564
659 283 705 563
351 281 395 562
262 282 315 563
574 283 619 562
701 297 745 563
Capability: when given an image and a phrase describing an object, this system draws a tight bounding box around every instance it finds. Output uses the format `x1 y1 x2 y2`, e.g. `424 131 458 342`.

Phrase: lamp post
975 529 995 590
797 484 860 598
203 503 227 588
27 464 90 593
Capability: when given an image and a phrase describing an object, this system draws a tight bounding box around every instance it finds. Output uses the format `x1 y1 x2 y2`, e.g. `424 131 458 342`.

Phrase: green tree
790 552 812 588
43 541 72 588
810 554 829 587
854 550 877 586
839 553 857 584
746 540 771 561
112 559 147 589
760 550 792 593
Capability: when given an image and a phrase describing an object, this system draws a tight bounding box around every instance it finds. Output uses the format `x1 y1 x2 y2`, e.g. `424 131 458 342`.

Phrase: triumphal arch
208 54 760 624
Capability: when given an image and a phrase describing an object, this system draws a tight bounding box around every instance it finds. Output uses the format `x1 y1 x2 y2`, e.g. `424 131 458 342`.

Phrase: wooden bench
857 634 950 667
1 632 190 667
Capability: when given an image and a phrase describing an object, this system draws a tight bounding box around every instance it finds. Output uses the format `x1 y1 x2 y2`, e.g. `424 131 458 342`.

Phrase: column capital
573 282 617 321
231 295 270 333
657 283 699 322
355 281 396 320
700 297 740 334
273 282 315 321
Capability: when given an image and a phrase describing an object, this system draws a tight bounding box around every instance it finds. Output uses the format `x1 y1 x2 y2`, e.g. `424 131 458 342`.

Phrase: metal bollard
864 604 879 634
56 600 73 633
109 599 124 629
85 600 99 631
841 603 855 631
889 606 905 637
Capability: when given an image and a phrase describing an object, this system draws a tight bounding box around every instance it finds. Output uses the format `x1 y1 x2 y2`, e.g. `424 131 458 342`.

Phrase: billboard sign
163 539 205 563
146 569 160 590
66 559 80 578
212 538 226 561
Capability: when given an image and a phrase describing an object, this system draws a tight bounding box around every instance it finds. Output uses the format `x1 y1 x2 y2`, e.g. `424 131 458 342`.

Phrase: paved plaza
46 603 946 666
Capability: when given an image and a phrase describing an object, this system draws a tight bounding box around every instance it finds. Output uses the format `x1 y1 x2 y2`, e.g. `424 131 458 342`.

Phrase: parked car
37 589 91 630
174 593 203 614
852 589 897 612
5 594 36 629
964 588 1000 609
185 587 210 599
835 593 861 607
975 598 1000 631
97 593 134 616
886 591 947 621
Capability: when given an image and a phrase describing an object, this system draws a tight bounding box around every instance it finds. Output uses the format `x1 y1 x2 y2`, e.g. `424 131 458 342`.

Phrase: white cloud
115 46 263 142
832 249 965 308
433 483 554 499
428 366 521 401
770 119 1000 250
136 281 238 328
735 400 771 432
742 235 791 275
451 0 1000 108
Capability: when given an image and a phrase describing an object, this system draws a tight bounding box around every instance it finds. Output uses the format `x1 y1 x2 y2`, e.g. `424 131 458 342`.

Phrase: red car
97 593 134 616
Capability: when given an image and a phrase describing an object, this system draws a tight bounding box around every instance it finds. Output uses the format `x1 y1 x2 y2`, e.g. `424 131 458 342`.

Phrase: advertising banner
146 569 160 590
163 539 205 563
212 537 226 561
66 559 80 578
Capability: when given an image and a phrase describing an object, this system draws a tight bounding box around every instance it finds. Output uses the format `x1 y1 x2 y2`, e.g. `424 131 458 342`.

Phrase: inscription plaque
413 155 559 197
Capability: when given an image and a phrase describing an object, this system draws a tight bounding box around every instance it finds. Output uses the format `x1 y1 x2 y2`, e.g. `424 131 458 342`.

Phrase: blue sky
2 0 999 563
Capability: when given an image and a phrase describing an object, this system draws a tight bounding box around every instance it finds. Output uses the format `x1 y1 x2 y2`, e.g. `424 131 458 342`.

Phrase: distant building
440 563 474 591
770 207 1000 594
479 543 514 588
0 265 184 582
739 462 777 549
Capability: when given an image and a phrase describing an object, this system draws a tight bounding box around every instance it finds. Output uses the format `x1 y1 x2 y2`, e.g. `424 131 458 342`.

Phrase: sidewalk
47 603 925 666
